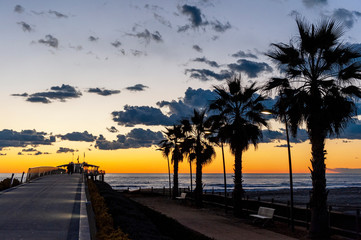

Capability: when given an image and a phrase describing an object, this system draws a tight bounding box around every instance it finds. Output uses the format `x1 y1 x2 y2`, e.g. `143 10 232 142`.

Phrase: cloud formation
17 22 32 32
211 20 231 32
127 29 163 44
0 129 55 149
95 128 164 150
57 147 78 153
107 126 119 133
48 10 68 18
111 40 122 48
302 0 327 8
60 131 96 142
185 68 232 81
112 87 217 127
192 45 203 52
231 50 258 59
192 57 220 68
13 84 82 103
112 105 175 127
180 5 203 28
87 88 121 96
38 35 59 48
89 36 99 42
228 59 273 78
14 5 25 13
331 8 361 28
125 84 149 92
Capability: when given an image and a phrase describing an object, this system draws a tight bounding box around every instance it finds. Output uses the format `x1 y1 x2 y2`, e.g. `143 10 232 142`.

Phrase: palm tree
157 140 172 198
207 114 229 210
266 18 361 238
159 125 185 199
181 109 216 207
210 77 268 216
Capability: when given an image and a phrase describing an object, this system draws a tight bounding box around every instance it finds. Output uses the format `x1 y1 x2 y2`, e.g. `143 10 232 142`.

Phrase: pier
0 174 90 240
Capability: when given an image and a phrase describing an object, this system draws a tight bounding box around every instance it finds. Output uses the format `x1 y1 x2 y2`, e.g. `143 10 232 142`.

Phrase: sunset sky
1 0 361 174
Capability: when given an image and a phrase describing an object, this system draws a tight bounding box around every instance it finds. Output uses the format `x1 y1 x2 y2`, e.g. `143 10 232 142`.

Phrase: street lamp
261 109 294 232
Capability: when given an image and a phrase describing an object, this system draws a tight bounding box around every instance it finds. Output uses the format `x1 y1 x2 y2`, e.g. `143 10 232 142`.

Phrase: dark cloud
112 105 175 127
22 148 38 152
34 151 50 155
289 10 301 18
111 40 122 48
185 68 232 81
231 50 258 59
57 147 77 153
131 49 147 56
228 59 273 78
18 152 23 155
0 153 6 156
274 144 293 148
38 35 59 48
153 13 172 28
95 128 164 150
302 0 327 8
48 10 68 18
211 20 231 32
14 5 25 13
87 88 120 96
127 29 163 44
180 5 203 28
261 128 308 144
11 93 28 97
331 120 361 140
14 84 82 103
192 45 203 52
331 8 361 28
17 22 32 32
107 126 119 133
60 131 96 142
27 96 51 104
0 129 55 149
89 36 99 42
327 168 361 174
125 84 149 92
192 57 220 68
112 88 218 127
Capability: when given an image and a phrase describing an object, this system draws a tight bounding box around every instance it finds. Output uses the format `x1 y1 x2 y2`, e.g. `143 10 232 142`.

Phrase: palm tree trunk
221 142 227 211
233 148 244 217
173 159 179 199
167 156 171 198
195 160 203 208
309 133 329 239
189 161 193 192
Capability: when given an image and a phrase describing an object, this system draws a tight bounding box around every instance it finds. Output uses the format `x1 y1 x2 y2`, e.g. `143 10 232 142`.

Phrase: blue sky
1 0 361 155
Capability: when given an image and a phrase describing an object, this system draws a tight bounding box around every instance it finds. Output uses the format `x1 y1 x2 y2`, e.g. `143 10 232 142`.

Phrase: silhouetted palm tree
159 125 185 199
157 139 172 198
266 18 361 238
210 77 268 216
182 109 216 207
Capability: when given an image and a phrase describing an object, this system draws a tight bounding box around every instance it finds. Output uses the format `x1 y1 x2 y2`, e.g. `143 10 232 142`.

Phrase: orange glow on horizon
0 139 359 174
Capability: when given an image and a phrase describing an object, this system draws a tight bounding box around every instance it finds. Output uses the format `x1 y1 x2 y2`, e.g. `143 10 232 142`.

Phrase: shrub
87 179 129 240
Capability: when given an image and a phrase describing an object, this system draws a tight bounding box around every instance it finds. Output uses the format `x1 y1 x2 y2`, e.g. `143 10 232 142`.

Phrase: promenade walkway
0 174 89 240
131 195 297 240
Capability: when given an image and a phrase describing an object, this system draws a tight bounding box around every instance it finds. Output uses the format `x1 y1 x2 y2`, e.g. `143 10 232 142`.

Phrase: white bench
176 192 187 201
250 207 275 226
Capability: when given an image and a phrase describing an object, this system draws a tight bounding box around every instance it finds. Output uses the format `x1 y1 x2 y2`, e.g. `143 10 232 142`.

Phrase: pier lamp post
261 109 294 232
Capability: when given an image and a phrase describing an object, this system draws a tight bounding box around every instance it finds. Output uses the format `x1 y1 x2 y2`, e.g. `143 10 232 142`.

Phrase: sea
1 172 359 193
102 173 361 192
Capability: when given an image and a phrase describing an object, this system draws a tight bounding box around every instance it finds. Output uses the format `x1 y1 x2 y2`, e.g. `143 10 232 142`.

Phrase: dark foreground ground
95 181 212 240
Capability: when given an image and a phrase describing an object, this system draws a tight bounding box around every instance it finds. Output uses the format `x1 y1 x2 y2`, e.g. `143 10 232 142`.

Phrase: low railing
26 166 64 182
120 186 361 239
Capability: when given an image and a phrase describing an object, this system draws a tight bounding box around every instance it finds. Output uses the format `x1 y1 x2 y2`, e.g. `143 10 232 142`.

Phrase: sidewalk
130 195 297 240
0 174 85 240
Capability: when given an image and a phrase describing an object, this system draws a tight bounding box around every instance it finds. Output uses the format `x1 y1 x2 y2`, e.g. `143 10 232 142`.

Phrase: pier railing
26 166 64 182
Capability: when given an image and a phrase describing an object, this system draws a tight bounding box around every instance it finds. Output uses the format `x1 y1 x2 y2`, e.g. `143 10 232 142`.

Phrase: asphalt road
0 174 82 240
